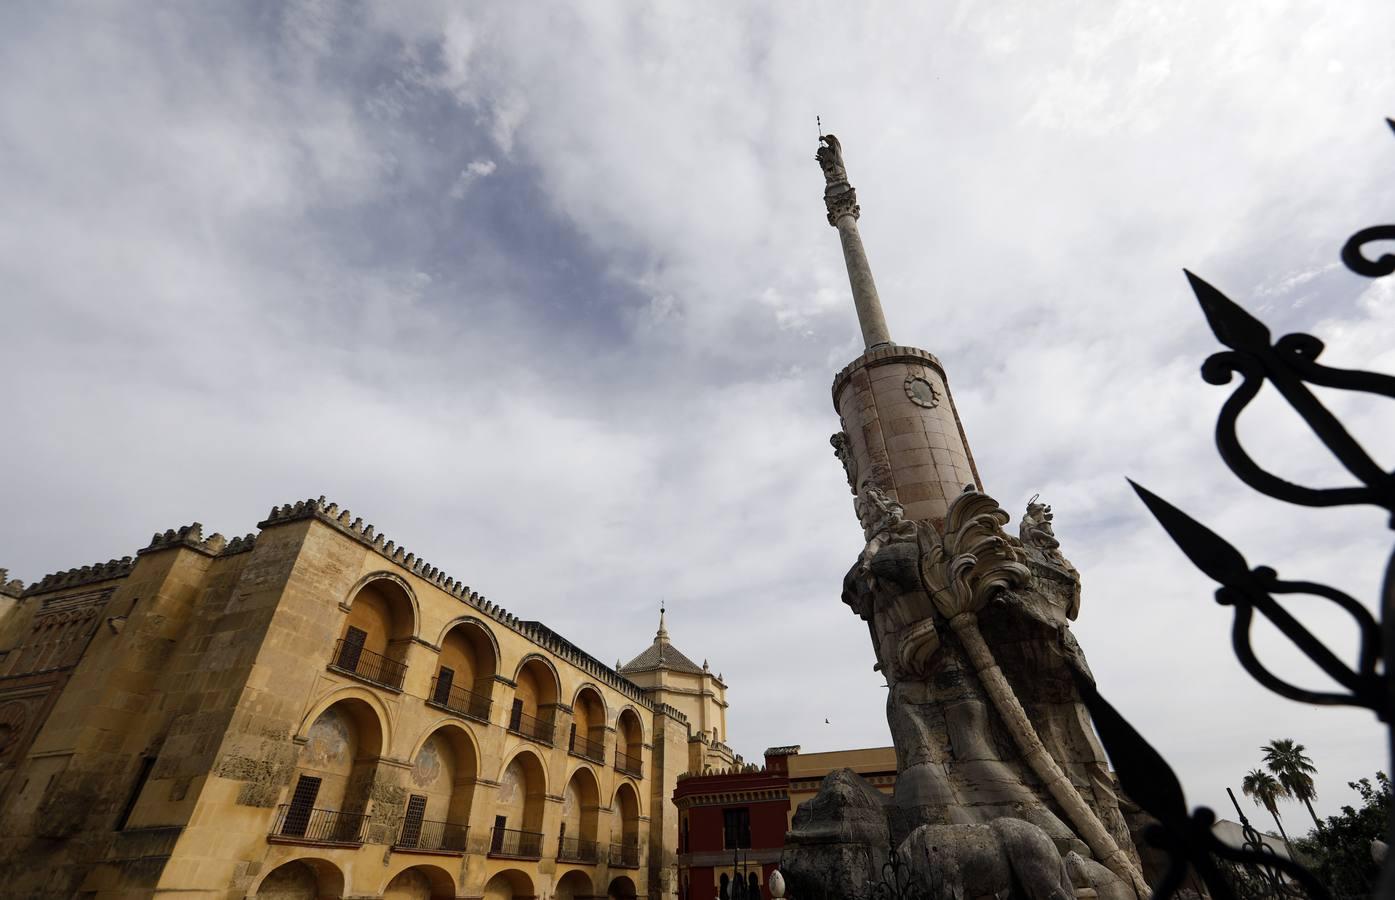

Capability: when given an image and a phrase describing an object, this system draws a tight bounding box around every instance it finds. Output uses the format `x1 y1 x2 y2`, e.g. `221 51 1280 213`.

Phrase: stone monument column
784 135 1150 900
818 135 982 529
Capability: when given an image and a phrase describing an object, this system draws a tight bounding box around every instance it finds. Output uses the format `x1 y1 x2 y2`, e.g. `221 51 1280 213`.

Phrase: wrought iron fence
506 708 555 746
570 730 606 763
615 749 643 778
427 676 492 723
269 804 366 846
489 826 544 859
328 638 407 691
559 835 602 863
609 839 641 868
395 817 468 853
1078 117 1395 900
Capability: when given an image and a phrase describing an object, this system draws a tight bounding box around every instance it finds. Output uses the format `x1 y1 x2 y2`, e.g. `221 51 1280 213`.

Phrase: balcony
558 835 602 864
395 818 468 854
489 826 544 860
569 731 606 763
328 639 406 692
268 805 366 846
427 677 492 724
507 708 555 747
609 840 641 868
615 750 643 779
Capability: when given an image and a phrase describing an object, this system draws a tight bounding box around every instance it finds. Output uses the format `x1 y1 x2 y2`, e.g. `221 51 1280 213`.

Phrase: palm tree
1262 738 1320 830
1241 768 1295 857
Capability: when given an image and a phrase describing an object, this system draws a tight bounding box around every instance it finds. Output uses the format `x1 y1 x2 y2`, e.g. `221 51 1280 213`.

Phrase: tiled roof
619 608 706 675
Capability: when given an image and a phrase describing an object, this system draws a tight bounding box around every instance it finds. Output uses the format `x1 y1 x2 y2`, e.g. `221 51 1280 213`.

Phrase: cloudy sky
5 1 1395 830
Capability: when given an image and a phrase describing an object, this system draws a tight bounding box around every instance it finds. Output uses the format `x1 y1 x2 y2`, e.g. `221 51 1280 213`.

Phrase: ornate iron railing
570 730 606 763
506 708 555 746
489 826 544 860
268 804 366 846
1080 117 1395 900
609 839 641 868
328 638 407 691
559 835 602 863
427 676 492 723
395 817 468 853
615 749 643 778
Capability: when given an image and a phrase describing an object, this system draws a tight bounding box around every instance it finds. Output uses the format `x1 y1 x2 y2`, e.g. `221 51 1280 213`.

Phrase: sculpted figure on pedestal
816 133 848 186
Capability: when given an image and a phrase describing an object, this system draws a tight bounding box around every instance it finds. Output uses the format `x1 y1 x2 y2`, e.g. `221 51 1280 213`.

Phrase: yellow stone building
0 497 739 900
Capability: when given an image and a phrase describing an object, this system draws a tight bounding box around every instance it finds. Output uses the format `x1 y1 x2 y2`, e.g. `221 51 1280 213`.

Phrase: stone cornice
0 569 24 598
763 745 800 757
22 557 134 597
831 344 947 408
258 496 680 721
674 787 789 809
137 523 257 560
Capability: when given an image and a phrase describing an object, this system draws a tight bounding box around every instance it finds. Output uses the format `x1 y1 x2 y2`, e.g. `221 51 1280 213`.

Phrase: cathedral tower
819 135 982 528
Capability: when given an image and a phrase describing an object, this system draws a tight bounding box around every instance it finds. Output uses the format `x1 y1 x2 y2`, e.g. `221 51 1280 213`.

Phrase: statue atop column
782 136 1152 899
816 132 889 348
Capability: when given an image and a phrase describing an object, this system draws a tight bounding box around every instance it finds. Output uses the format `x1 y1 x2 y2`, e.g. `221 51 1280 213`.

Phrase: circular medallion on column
904 374 941 408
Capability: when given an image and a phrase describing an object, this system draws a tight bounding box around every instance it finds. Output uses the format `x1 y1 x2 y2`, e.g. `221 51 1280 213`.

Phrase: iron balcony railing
569 731 606 763
615 749 643 778
489 826 544 860
269 804 366 846
507 708 554 746
328 639 407 691
558 835 602 864
427 677 492 723
609 840 641 868
395 817 468 854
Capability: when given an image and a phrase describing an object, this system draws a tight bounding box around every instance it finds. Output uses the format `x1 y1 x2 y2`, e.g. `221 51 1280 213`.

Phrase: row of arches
335 576 646 765
279 697 643 858
255 858 640 900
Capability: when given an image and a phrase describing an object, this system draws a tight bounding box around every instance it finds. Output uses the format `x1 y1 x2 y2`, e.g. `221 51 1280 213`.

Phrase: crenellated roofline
258 495 689 722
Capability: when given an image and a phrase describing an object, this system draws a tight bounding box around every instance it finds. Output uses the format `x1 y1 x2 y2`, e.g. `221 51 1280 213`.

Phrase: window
337 626 367 672
283 775 322 837
509 698 524 732
114 756 156 831
722 808 751 849
433 666 455 705
400 794 427 847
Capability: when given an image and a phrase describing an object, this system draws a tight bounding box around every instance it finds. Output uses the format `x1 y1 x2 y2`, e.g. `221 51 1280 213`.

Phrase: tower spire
656 603 669 643
817 134 892 349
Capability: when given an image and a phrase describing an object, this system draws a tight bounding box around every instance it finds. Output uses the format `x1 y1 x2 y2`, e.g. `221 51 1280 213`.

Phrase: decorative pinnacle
657 603 669 642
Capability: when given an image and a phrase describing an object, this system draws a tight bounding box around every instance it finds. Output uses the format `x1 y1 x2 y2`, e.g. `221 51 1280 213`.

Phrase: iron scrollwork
1080 117 1395 899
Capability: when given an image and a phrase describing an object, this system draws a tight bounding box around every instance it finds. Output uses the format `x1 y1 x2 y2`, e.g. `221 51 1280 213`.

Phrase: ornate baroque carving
830 432 858 495
1020 494 1083 619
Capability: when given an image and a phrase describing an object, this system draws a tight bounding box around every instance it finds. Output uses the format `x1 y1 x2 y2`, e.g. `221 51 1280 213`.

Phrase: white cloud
449 158 497 197
3 0 1394 834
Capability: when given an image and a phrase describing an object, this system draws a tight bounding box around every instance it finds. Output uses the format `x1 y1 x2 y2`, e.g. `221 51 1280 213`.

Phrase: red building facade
672 748 798 900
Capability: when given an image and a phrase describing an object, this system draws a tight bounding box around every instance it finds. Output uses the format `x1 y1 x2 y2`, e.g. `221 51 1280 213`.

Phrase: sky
4 1 1395 833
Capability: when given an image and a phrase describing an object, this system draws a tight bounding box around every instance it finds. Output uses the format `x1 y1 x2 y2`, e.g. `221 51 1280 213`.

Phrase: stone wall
0 500 700 900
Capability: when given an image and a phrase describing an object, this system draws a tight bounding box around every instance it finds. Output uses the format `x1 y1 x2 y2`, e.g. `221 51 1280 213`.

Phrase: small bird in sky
824 718 830 724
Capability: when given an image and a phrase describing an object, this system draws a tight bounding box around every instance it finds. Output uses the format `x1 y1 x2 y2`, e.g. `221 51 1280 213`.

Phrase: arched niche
254 857 345 899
